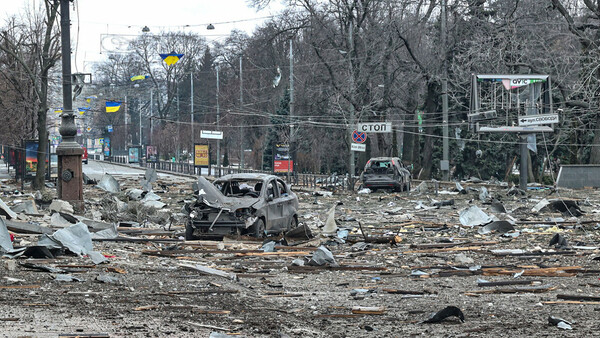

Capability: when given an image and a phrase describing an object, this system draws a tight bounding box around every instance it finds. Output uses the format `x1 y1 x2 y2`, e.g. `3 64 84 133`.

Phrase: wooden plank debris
351 306 386 315
477 280 542 287
0 285 41 290
403 246 483 254
557 294 600 302
179 263 237 280
465 284 556 294
542 301 600 305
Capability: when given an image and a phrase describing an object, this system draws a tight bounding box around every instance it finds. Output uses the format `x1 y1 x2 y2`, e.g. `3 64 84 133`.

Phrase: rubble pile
2 172 600 336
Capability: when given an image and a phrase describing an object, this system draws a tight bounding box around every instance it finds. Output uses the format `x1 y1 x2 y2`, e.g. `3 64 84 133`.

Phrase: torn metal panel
0 217 14 252
459 205 493 227
39 222 93 256
97 174 120 193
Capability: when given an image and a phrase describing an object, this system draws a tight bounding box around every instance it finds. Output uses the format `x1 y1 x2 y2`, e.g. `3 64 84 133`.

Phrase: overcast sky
3 0 286 70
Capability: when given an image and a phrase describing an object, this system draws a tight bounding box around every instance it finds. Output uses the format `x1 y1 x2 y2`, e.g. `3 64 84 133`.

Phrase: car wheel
185 222 196 240
289 216 298 230
253 218 266 238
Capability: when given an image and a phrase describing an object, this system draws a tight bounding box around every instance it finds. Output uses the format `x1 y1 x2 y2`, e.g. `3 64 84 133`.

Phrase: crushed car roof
215 173 280 182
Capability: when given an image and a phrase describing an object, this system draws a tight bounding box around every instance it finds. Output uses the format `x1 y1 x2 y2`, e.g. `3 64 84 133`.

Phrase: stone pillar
57 112 84 212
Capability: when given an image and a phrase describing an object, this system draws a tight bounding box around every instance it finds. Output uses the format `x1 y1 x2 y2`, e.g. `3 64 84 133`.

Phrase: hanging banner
194 144 209 167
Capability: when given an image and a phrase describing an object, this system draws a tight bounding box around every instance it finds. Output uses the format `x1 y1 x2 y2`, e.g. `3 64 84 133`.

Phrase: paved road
83 160 177 181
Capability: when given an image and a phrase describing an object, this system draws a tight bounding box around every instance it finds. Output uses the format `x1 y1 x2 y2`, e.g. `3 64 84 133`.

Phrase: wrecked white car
184 174 300 239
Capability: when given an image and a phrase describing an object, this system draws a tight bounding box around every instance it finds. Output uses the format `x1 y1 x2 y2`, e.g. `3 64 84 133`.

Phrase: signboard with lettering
194 144 209 167
351 143 366 152
273 143 293 173
200 130 223 140
518 114 559 126
357 122 392 133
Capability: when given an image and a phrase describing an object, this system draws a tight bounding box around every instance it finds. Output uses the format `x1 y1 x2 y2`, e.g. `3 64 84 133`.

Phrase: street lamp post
216 65 221 177
57 0 84 211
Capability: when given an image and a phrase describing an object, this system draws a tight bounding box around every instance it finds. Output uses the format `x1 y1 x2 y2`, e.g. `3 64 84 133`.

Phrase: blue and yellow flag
130 75 149 81
105 101 122 113
78 107 91 115
54 107 63 114
159 52 184 66
85 95 98 103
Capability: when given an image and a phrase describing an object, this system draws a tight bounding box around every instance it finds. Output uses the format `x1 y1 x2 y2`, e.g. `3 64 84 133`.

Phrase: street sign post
518 114 559 126
478 126 553 133
200 130 223 140
352 130 367 143
351 143 366 152
357 122 392 133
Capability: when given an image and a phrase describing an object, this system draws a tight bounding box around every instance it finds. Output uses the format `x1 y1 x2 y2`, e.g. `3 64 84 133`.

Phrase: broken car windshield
214 179 263 197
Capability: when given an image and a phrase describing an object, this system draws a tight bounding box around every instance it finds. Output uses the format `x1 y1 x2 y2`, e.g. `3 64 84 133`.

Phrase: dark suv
360 157 411 192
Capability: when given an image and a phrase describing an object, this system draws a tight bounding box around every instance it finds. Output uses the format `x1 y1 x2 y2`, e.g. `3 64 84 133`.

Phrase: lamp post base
57 145 84 213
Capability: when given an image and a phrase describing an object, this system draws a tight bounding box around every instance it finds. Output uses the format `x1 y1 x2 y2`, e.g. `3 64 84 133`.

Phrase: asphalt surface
82 160 166 181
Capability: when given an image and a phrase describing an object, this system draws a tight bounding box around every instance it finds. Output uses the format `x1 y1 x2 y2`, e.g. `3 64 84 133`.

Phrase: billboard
24 140 49 178
146 145 158 163
194 144 209 167
103 137 111 157
128 146 141 163
273 143 293 173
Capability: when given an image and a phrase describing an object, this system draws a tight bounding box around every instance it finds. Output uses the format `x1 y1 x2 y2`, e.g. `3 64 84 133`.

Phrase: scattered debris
0 218 14 252
459 205 492 227
478 221 515 235
548 316 573 330
308 246 337 266
549 233 569 248
11 199 39 214
97 174 120 193
422 306 465 323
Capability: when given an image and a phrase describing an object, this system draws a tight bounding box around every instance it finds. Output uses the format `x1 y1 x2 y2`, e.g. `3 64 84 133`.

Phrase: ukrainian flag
105 101 122 113
130 75 149 81
85 95 98 103
54 107 63 114
78 107 91 115
159 52 184 66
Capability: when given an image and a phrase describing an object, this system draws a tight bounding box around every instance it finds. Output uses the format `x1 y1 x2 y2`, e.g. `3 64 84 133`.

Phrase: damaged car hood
195 176 259 210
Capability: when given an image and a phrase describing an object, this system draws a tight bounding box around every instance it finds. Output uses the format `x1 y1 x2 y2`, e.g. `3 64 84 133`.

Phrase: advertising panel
128 146 141 163
146 145 158 163
194 144 209 167
273 143 293 173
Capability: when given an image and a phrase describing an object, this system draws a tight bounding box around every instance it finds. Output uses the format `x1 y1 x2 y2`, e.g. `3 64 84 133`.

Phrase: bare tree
0 0 61 189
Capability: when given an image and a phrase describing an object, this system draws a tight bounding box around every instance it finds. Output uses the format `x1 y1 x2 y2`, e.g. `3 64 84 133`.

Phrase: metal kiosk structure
470 74 556 190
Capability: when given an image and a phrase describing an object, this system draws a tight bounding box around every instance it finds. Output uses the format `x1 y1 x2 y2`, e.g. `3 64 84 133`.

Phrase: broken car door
276 179 295 230
265 179 284 231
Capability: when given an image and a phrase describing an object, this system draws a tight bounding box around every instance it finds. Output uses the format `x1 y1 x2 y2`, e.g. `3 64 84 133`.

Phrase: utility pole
124 95 128 153
348 20 356 190
287 39 294 184
139 99 142 146
520 135 528 190
176 84 180 162
191 72 194 148
149 90 153 146
441 0 449 181
57 0 84 211
216 65 221 176
239 56 244 169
